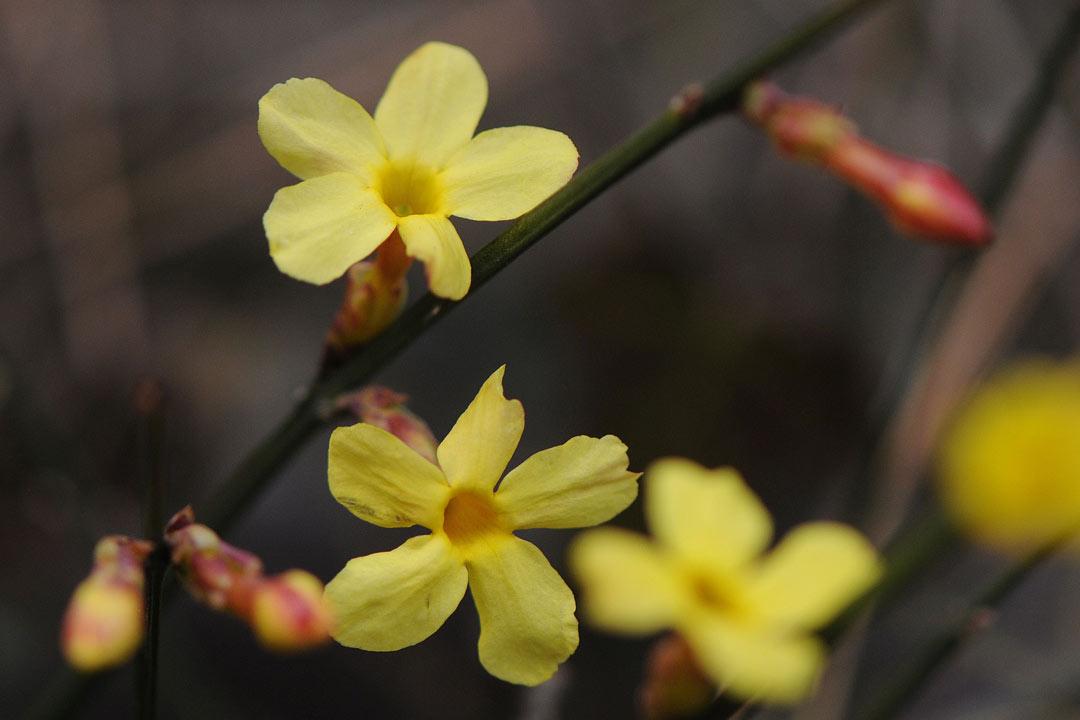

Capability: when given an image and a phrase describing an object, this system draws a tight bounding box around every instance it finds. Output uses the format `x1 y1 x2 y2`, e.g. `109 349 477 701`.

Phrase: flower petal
497 435 639 529
745 523 881 630
683 616 823 704
437 366 524 491
569 528 683 634
374 42 487 168
328 423 449 529
442 127 579 220
467 535 578 685
646 459 773 571
258 77 386 183
325 534 468 651
264 173 397 285
396 214 471 300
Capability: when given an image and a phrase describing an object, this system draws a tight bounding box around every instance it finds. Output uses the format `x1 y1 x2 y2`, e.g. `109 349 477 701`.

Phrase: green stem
854 542 1061 720
25 2 889 717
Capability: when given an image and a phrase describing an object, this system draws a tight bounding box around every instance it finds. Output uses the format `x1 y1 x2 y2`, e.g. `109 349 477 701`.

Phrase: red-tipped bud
324 231 411 363
828 139 991 244
335 385 439 464
250 570 334 651
61 536 154 672
639 634 715 720
743 80 991 246
163 507 331 652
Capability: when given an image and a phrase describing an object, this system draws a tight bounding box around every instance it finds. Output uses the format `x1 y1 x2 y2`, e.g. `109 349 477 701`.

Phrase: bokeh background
2 0 1079 718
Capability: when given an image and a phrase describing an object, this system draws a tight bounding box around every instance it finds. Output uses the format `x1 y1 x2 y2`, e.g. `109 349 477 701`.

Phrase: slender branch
133 379 167 720
853 542 1061 720
24 2 890 717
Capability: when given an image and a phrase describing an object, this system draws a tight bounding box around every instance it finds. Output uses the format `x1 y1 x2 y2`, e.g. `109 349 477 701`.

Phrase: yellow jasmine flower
938 359 1080 552
324 366 639 685
570 459 881 704
258 42 579 300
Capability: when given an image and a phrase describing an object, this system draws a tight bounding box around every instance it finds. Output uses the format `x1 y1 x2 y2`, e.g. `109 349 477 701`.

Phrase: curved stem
854 542 1061 720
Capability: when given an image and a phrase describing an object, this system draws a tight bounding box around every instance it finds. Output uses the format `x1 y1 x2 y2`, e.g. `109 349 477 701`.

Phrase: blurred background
2 0 1078 718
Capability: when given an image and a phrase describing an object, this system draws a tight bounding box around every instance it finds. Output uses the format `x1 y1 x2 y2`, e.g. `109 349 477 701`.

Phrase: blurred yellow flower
323 366 639 685
939 359 1080 552
570 459 881 704
259 42 579 300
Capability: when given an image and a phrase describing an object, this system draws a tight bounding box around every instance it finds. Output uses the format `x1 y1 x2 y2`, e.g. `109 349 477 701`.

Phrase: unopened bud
743 80 990 246
324 232 411 365
829 140 991 244
251 570 334 651
61 536 153 672
335 386 438 464
639 634 715 720
164 507 332 651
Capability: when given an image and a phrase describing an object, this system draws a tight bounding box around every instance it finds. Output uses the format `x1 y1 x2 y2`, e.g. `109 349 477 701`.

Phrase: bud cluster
324 231 412 365
743 81 991 245
164 507 334 651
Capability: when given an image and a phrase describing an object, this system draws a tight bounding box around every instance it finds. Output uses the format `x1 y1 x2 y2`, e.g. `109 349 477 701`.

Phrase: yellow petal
325 534 467 651
375 42 487 168
258 77 386 183
497 435 639 529
328 423 450 529
437 366 524 491
745 523 881 630
396 214 471 300
569 528 683 634
467 535 578 685
264 173 397 285
442 127 579 220
683 616 824 704
646 458 773 571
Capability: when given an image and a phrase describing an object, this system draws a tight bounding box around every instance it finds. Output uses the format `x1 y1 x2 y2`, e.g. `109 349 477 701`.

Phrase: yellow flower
323 366 639 685
938 359 1080 552
570 459 881 703
258 42 579 300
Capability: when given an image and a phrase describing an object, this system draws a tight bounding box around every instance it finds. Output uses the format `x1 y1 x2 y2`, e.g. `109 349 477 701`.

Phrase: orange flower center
442 491 503 548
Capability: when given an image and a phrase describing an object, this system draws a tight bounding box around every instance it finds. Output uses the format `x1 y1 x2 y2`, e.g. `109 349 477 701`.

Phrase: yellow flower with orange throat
571 459 881 703
323 366 638 685
259 42 579 300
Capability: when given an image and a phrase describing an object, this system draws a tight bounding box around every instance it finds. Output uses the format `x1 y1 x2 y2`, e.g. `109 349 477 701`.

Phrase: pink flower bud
335 385 439 464
164 507 331 652
828 139 991 244
324 232 411 362
250 570 334 651
61 536 153 672
639 634 715 720
743 80 991 246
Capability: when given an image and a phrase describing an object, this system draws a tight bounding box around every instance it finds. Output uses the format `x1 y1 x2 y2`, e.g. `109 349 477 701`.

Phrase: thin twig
853 542 1062 720
133 379 167 720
